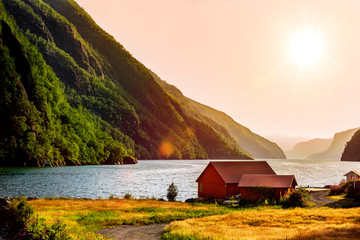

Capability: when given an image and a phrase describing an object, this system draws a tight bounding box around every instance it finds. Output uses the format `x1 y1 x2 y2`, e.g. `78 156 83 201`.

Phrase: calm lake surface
1 159 359 201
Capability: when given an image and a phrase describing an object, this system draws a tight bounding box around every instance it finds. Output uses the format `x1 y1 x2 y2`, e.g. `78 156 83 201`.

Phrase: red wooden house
344 171 360 181
196 161 276 199
238 174 297 200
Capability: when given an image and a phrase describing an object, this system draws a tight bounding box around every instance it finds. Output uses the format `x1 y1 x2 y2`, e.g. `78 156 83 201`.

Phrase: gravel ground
98 224 169 240
308 189 336 207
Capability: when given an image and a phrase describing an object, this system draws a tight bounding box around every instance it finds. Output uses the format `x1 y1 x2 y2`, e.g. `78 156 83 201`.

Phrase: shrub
280 188 310 208
26 218 71 240
10 198 71 240
12 199 34 225
167 182 178 202
109 194 121 200
124 193 133 199
329 184 346 195
345 181 360 201
329 180 360 198
329 180 347 195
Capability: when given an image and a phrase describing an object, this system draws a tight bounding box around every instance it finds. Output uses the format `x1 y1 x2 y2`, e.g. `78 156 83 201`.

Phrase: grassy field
162 207 360 240
27 198 231 239
26 198 360 240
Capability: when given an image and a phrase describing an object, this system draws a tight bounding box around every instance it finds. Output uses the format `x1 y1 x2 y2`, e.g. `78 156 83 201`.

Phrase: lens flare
158 141 174 158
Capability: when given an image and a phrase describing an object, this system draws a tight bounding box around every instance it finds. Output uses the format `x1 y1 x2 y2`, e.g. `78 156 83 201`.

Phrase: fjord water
1 160 359 201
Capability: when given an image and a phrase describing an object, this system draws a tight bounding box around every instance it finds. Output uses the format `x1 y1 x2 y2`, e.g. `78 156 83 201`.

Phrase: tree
167 182 178 201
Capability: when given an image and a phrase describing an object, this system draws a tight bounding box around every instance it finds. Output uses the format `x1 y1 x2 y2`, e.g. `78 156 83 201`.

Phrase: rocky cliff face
341 129 360 161
307 128 359 160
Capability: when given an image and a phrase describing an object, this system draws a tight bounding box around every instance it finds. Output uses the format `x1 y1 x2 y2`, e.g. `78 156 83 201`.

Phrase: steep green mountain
285 138 332 159
155 77 286 159
0 0 253 166
0 2 134 167
341 129 360 161
307 128 359 160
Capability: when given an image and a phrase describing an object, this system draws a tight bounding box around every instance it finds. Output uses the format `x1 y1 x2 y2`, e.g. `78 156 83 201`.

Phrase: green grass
25 197 360 240
28 198 232 239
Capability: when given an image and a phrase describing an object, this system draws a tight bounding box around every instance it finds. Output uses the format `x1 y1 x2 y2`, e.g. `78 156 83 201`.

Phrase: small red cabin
238 174 297 200
344 171 360 181
196 161 276 199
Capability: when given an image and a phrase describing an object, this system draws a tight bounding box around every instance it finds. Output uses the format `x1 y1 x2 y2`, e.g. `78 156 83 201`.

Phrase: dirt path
98 224 168 240
309 189 336 207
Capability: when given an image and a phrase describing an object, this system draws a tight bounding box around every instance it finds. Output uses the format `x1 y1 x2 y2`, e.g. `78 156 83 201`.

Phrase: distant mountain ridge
308 128 359 160
285 128 359 160
0 0 284 167
285 138 332 159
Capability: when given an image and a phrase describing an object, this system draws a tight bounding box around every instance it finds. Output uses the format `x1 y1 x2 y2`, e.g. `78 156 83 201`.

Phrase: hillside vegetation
155 77 286 159
0 1 134 167
0 0 284 166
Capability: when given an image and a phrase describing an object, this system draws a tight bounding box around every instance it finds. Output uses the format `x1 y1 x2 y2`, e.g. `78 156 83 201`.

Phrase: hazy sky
74 0 360 147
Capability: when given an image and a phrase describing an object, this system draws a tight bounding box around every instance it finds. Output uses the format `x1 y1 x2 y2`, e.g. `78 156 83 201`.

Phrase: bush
26 218 71 240
329 180 360 199
167 182 178 202
329 184 346 195
329 180 347 195
10 198 71 240
12 199 34 225
124 193 133 199
345 181 360 201
280 188 310 208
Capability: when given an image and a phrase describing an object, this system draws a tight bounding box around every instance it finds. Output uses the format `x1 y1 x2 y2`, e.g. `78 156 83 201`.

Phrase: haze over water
1 160 358 201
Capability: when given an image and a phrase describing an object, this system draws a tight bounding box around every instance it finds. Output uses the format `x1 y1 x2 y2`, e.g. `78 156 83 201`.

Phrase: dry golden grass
29 199 360 239
28 198 228 239
164 207 360 240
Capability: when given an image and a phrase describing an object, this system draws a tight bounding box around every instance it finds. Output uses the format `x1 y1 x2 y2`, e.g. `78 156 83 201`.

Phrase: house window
200 183 203 192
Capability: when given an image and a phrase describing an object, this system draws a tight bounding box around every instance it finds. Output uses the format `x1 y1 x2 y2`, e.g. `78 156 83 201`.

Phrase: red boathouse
238 174 297 200
196 161 276 199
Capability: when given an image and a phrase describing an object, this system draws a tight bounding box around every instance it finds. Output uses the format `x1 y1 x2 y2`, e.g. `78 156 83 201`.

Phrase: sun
289 31 324 66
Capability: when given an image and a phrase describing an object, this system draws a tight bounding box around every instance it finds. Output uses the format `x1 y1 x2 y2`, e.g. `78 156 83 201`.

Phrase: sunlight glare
289 31 324 66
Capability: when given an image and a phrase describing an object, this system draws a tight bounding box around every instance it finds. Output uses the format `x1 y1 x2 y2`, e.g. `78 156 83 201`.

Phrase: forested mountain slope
0 2 134 166
0 0 256 166
155 77 286 159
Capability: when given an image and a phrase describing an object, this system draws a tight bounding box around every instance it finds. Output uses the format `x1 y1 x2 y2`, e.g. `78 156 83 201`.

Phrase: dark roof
344 171 360 177
196 161 276 183
238 174 297 188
